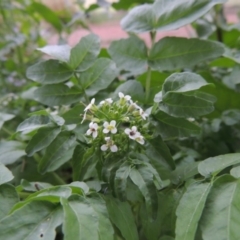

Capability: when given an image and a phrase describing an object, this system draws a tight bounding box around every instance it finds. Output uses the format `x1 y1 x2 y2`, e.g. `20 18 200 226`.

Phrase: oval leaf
198 153 240 178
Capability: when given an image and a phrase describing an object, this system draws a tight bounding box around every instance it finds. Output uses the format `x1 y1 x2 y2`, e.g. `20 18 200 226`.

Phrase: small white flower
139 108 148 120
84 98 95 112
86 122 98 138
103 120 117 134
99 98 113 105
118 92 131 101
135 133 145 145
129 100 141 110
124 126 139 140
101 137 118 152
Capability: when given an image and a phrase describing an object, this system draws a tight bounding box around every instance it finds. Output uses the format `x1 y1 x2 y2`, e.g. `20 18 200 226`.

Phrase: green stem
145 31 156 102
145 67 152 102
51 172 66 185
74 72 89 103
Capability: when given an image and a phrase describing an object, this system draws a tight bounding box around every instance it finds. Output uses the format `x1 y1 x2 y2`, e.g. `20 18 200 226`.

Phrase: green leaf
38 132 76 174
0 184 19 220
129 165 158 218
0 141 26 165
175 182 211 240
61 195 99 240
105 196 139 240
221 109 240 126
87 196 115 240
62 105 84 124
26 60 73 84
147 136 175 170
149 37 224 71
0 201 63 240
37 45 71 62
69 34 101 70
0 163 14 185
160 73 215 118
153 110 201 140
108 36 148 74
198 153 240 178
0 112 15 129
121 0 226 33
200 175 240 240
34 84 82 106
200 71 240 118
20 179 53 192
80 58 118 96
171 162 199 185
230 166 240 179
113 80 145 103
26 127 61 156
17 115 51 133
114 162 131 200
28 2 62 32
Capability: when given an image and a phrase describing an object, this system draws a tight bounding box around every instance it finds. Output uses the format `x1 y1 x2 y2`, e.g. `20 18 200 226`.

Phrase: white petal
81 112 87 124
132 126 137 132
91 98 95 104
101 145 108 151
118 92 124 98
111 128 117 134
99 100 105 105
106 98 113 104
105 137 110 141
86 129 92 135
92 131 98 138
125 95 131 100
103 122 109 128
103 128 109 134
92 123 98 129
110 145 118 152
89 122 94 128
124 128 131 135
110 120 116 126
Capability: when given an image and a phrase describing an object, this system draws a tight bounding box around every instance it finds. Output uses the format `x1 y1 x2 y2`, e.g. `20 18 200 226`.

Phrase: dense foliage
1 0 240 239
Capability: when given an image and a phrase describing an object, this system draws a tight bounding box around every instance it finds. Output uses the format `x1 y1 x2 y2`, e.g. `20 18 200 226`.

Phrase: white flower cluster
83 92 148 153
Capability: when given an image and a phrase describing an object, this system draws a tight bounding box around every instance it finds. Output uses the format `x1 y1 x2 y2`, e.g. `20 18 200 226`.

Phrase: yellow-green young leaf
149 38 224 71
61 196 99 240
121 0 226 33
175 182 211 240
105 196 139 240
0 184 19 220
200 175 240 240
80 58 118 96
198 153 240 178
0 141 26 165
0 201 63 240
34 84 82 107
69 34 100 70
153 110 201 140
26 60 73 84
108 36 148 74
26 127 61 156
38 132 76 174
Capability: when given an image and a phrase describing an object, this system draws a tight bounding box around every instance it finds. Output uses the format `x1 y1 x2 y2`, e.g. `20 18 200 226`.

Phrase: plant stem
51 172 66 185
145 67 152 102
145 31 156 102
74 72 89 103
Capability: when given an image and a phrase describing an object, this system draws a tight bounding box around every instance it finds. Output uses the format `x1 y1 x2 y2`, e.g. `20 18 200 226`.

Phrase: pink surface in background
50 8 239 47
